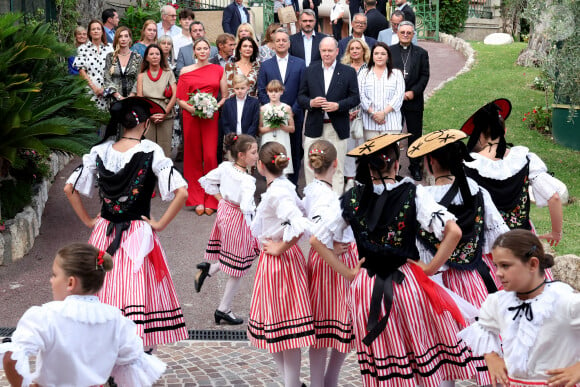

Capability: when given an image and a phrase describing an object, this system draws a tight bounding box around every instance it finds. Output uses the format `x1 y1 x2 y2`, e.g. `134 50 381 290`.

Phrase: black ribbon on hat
508 301 533 321
105 221 131 255
363 269 405 346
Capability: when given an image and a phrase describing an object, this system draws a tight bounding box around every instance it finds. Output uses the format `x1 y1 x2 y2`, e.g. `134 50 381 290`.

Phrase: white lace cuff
530 172 567 207
111 352 166 387
199 175 220 195
282 216 313 242
0 343 36 387
157 165 187 201
457 322 502 356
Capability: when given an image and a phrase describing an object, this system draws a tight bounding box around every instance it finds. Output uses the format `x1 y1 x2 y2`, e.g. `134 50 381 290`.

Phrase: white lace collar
464 146 529 180
372 176 414 195
500 282 564 374
47 295 121 324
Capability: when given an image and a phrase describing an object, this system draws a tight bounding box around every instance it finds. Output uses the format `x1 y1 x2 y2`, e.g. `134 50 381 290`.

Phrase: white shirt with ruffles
418 177 510 267
458 281 580 381
0 295 166 387
198 161 256 226
464 146 567 208
65 140 187 272
302 179 355 249
66 139 187 201
251 176 314 243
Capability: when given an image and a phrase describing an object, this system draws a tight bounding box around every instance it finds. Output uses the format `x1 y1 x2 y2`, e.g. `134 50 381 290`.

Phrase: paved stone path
0 40 469 386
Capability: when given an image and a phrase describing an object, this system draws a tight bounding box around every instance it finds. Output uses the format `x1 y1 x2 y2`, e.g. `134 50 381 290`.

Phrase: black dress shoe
194 262 210 293
410 166 423 181
214 309 243 325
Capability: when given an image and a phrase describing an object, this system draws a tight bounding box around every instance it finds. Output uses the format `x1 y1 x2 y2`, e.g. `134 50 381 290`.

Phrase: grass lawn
424 42 579 255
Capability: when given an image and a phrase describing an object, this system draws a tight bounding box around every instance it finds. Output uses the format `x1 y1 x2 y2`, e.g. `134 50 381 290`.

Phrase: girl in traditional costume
459 229 580 387
64 97 188 349
311 133 479 387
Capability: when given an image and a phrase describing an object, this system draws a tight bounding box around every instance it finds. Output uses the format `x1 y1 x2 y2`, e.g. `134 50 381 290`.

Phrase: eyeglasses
391 23 400 27
399 31 414 35
354 21 367 25
167 14 177 18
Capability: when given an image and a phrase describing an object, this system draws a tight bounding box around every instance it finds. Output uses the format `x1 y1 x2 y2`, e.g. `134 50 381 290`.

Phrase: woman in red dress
177 37 228 215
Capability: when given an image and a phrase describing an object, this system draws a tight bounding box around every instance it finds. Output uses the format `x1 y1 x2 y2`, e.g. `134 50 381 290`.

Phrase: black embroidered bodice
465 159 531 230
96 152 157 223
418 184 485 271
342 182 419 277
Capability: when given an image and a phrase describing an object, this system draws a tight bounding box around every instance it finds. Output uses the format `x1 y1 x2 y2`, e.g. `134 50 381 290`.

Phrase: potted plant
532 0 580 149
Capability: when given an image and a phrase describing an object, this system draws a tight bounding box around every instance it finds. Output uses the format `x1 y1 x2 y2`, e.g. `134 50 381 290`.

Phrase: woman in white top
195 134 260 325
358 42 405 138
74 19 113 110
458 230 580 387
1 243 166 387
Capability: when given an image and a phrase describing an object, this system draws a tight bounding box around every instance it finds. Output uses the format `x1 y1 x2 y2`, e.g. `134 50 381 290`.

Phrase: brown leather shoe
204 208 216 216
194 205 205 216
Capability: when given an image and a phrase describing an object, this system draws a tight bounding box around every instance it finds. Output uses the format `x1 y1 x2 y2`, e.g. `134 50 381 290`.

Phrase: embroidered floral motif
501 176 530 229
100 157 152 215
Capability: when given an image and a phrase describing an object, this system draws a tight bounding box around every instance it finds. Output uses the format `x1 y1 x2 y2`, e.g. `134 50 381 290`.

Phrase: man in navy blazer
337 13 377 59
220 95 260 137
258 28 306 184
222 0 250 35
298 37 359 194
289 9 326 67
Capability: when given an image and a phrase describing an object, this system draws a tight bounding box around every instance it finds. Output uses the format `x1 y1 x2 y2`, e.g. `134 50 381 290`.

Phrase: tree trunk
516 23 551 67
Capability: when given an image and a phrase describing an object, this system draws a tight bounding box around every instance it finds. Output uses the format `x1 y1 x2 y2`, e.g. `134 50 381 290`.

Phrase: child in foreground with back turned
1 242 166 387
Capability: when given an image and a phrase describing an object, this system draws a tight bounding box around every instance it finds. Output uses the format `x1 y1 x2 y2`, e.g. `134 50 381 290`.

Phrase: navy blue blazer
220 96 260 137
289 32 326 66
298 61 359 140
257 55 306 116
222 3 250 35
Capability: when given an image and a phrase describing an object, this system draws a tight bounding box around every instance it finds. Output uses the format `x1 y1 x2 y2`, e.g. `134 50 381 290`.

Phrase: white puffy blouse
302 179 355 249
66 140 187 201
458 281 580 381
251 176 314 243
418 177 510 267
464 146 567 207
0 295 166 387
199 162 256 225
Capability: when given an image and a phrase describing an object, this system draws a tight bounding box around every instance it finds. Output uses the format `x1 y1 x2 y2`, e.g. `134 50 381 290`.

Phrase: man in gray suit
377 10 417 45
175 21 218 76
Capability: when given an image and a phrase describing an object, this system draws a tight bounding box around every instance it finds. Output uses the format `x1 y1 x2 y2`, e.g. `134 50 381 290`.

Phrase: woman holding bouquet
177 37 228 215
259 80 294 175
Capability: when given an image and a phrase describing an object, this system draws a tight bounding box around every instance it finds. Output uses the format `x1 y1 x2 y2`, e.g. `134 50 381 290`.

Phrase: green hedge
439 0 469 35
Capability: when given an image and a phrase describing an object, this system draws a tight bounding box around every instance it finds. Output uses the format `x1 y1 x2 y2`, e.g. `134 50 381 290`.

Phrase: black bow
429 210 445 229
508 301 533 321
362 270 405 346
105 221 131 255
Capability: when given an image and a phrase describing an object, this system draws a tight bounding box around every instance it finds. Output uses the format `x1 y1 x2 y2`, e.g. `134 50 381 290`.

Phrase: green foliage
424 42 579 254
0 12 105 219
120 2 162 38
439 0 469 35
55 0 81 44
522 106 552 135
0 179 34 220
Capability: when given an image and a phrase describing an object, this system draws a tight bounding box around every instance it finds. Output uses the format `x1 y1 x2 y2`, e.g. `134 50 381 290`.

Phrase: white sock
283 348 302 387
308 347 328 387
217 276 242 312
272 352 285 381
324 349 347 387
209 262 220 276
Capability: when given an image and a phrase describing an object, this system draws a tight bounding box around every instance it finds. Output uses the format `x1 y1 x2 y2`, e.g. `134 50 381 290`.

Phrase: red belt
323 119 332 123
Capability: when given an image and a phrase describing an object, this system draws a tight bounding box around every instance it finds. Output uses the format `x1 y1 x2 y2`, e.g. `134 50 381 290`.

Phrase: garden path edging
0 153 73 265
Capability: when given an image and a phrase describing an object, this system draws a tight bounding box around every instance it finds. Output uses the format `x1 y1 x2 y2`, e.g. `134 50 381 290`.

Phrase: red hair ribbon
233 135 238 141
96 250 105 270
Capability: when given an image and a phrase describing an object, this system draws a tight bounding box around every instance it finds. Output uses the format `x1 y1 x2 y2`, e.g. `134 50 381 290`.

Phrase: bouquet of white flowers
188 90 218 119
263 104 288 129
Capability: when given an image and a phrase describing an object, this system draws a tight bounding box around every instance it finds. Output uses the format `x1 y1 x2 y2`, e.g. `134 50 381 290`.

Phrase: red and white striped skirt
508 377 549 386
247 245 316 353
89 218 188 347
349 263 477 387
204 200 259 277
307 242 358 353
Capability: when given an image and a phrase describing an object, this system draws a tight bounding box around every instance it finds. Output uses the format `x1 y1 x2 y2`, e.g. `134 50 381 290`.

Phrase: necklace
119 50 131 57
121 136 141 142
235 162 248 173
400 45 412 78
517 279 546 296
147 68 162 82
435 174 454 182
316 178 332 187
